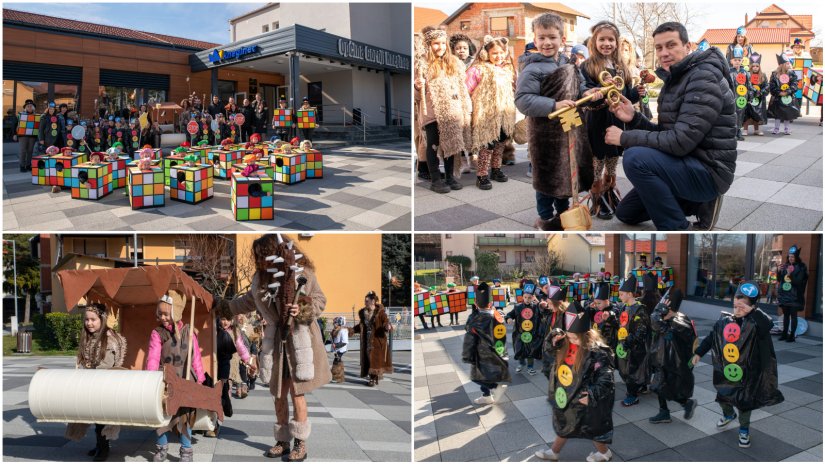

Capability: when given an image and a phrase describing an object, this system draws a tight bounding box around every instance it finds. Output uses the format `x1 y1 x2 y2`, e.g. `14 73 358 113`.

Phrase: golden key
547 70 625 132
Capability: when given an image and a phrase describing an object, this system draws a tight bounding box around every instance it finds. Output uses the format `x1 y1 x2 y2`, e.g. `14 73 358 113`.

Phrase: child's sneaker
474 395 495 405
535 448 560 461
649 409 672 423
586 449 613 462
527 367 537 376
622 396 639 407
717 412 738 428
784 128 791 135
683 399 697 420
516 365 524 373
738 428 751 448
772 127 779 135
756 129 764 136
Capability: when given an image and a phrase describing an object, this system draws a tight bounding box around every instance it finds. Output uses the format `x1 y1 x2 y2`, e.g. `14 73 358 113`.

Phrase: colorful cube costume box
106 156 130 189
272 109 293 127
70 162 113 200
491 286 509 309
231 171 275 221
31 156 55 186
564 280 591 302
127 166 165 209
272 152 307 184
17 113 41 137
633 267 674 290
446 291 468 313
790 56 813 100
163 154 188 186
803 68 822 105
169 164 213 204
427 293 450 315
466 285 476 307
208 149 243 179
414 291 430 317
302 149 323 178
296 109 316 129
515 288 524 304
53 152 89 187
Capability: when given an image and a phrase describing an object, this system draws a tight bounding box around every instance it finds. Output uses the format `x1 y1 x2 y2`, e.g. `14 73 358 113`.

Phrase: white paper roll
29 369 171 428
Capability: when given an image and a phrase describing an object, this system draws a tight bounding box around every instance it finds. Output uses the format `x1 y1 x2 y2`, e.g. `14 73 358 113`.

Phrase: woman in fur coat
414 26 472 194
218 235 330 462
66 303 127 462
466 35 516 190
355 291 394 386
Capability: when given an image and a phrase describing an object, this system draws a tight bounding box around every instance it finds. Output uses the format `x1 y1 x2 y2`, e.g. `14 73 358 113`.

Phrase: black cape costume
649 310 696 403
507 302 543 360
462 310 512 383
615 301 650 390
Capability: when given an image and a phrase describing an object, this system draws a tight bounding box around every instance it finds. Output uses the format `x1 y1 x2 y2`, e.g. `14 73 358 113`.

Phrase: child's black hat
593 281 610 301
476 282 491 308
619 274 637 293
564 301 591 333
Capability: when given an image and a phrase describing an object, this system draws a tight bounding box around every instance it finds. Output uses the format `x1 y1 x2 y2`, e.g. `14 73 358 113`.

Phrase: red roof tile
700 27 791 45
760 4 787 15
414 6 448 32
3 9 219 50
791 15 813 31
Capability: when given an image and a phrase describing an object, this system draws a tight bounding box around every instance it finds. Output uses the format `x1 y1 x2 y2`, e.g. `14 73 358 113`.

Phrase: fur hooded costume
416 54 472 176
355 303 394 379
468 40 516 150
528 64 594 198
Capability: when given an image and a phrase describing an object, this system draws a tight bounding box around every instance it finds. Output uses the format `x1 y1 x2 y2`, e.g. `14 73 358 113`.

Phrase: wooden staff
185 295 196 381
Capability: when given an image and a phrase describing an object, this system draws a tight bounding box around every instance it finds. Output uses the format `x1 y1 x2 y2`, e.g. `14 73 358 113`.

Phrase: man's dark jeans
616 147 718 230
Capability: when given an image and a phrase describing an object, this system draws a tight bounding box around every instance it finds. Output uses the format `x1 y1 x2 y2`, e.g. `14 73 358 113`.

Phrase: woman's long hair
554 328 606 375
252 235 315 289
584 21 630 87
421 26 462 79
77 303 109 368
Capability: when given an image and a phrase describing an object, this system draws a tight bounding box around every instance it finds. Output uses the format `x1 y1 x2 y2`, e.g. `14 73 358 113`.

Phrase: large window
4 80 77 117
101 86 167 112
490 16 515 36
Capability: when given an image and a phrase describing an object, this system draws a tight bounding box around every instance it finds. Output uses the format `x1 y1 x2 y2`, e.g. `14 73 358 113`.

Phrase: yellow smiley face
521 320 534 332
617 327 628 340
723 343 740 363
493 324 506 339
557 364 573 387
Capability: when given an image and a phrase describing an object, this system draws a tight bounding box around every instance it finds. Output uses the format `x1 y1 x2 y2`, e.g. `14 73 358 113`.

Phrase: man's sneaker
527 367 537 376
516 365 524 373
694 195 724 230
534 447 559 461
446 178 463 190
738 429 751 448
622 396 639 407
474 395 495 405
683 399 697 420
649 409 672 423
429 180 450 194
586 449 613 462
717 412 737 428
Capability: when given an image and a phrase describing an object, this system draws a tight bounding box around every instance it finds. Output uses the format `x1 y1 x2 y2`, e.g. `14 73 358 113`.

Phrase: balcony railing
476 237 547 247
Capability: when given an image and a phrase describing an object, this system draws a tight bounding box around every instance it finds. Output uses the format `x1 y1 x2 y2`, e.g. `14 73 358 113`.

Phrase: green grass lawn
3 335 76 357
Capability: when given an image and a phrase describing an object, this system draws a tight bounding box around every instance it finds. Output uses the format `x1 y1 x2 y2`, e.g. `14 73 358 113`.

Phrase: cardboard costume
529 64 595 199
462 283 512 384
506 283 543 360
615 276 650 391
768 54 800 121
547 303 615 443
648 289 696 404
698 284 783 411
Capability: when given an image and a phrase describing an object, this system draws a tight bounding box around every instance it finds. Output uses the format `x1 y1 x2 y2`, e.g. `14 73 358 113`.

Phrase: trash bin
17 330 32 354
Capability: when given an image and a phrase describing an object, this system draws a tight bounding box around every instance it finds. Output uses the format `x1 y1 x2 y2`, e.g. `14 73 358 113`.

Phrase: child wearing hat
768 53 799 134
729 45 752 141
648 288 697 424
506 281 542 375
743 53 769 136
14 99 40 171
536 301 615 462
539 284 567 378
589 282 619 363
691 282 783 448
446 283 461 325
462 282 511 404
776 244 808 342
299 97 314 142
615 275 650 407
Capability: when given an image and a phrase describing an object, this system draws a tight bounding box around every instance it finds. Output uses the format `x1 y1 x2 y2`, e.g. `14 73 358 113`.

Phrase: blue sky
5 2 262 45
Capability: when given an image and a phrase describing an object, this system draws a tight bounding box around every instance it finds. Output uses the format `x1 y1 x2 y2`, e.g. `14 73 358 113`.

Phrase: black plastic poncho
591 304 619 365
507 303 544 360
615 301 650 390
649 311 696 403
462 311 512 383
777 262 808 310
704 310 784 411
547 342 615 443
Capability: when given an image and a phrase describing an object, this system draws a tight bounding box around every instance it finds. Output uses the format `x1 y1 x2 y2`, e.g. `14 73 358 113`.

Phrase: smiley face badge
723 363 743 382
521 320 534 332
494 340 505 356
493 324 506 339
723 323 741 343
557 364 573 387
619 311 629 327
615 342 627 359
555 387 568 408
564 344 578 365
521 308 534 320
617 327 628 341
723 343 740 363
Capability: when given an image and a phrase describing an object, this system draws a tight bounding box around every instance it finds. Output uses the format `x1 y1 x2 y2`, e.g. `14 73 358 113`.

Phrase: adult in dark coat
38 102 64 150
253 93 269 136
462 282 511 404
606 22 737 231
776 245 808 342
354 292 394 386
615 275 650 406
692 282 782 448
241 98 255 141
536 302 615 461
648 288 697 424
207 96 224 119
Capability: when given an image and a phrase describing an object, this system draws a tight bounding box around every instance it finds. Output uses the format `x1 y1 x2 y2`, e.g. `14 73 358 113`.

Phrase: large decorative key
548 71 625 132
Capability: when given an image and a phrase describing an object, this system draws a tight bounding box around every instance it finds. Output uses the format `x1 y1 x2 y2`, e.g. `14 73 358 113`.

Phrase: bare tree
603 2 704 69
178 234 254 298
530 248 564 277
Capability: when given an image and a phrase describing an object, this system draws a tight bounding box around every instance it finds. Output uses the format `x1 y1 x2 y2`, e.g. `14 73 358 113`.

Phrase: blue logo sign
739 283 758 298
209 45 260 63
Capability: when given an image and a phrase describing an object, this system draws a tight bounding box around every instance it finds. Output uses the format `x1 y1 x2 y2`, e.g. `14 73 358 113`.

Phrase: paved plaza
414 304 822 462
415 114 823 231
3 350 411 462
3 143 411 231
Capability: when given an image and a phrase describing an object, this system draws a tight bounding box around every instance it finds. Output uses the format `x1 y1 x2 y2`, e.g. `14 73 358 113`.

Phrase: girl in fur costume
355 291 394 386
466 35 517 190
415 26 472 194
581 21 641 220
65 303 127 462
330 316 350 383
145 292 207 462
217 235 330 462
